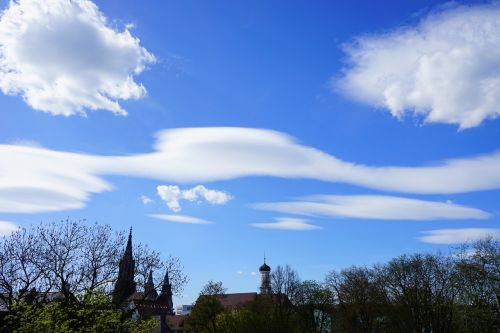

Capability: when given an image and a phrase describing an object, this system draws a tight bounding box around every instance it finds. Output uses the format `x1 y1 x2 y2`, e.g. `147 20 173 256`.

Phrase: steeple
112 227 136 305
124 227 133 258
156 270 174 314
144 270 158 301
259 256 271 295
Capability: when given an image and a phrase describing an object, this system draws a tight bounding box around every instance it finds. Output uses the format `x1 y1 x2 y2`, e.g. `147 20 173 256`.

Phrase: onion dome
259 262 271 272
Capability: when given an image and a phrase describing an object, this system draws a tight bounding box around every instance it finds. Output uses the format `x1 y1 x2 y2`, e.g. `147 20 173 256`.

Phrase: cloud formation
337 4 500 128
253 195 490 221
148 214 212 225
0 0 154 116
156 185 232 212
0 220 19 236
251 217 321 231
1 128 500 213
419 228 500 244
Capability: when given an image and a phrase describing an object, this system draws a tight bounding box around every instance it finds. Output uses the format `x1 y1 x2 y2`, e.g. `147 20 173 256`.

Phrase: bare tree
0 227 44 310
0 219 188 307
271 265 300 333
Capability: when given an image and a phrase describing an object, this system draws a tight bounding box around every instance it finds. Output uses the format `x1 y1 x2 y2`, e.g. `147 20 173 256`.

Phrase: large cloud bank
0 0 154 116
337 4 500 128
1 127 500 213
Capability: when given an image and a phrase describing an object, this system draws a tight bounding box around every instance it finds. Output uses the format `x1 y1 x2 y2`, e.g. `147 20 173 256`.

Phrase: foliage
6 290 157 333
186 281 226 333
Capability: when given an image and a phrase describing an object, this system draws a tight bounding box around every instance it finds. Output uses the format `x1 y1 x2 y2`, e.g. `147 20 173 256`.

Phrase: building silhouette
112 229 182 333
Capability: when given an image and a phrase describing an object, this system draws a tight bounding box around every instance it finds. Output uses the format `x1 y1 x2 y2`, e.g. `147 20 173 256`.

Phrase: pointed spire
147 270 154 285
162 270 170 292
112 227 136 305
144 269 158 301
157 269 174 314
124 227 133 257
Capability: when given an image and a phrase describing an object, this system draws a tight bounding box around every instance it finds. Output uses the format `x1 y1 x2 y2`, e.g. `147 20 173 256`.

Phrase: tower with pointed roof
144 270 158 301
156 270 174 314
259 256 271 295
112 228 137 305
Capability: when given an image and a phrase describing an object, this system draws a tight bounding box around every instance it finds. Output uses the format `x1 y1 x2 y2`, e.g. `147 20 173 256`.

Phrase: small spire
162 270 170 287
147 270 154 285
144 269 158 300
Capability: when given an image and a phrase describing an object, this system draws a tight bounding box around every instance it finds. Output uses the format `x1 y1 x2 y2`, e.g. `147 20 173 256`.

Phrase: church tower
144 270 158 301
112 228 137 305
156 270 174 315
259 257 271 295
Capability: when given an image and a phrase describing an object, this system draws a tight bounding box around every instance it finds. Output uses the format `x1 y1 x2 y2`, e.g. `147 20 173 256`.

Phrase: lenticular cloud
337 4 500 129
0 0 155 116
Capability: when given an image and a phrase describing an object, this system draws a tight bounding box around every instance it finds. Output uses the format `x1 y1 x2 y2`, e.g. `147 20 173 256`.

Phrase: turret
259 256 271 295
144 270 158 300
156 270 174 314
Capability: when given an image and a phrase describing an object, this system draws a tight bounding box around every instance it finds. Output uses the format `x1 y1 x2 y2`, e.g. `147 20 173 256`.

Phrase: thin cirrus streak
252 195 491 221
1 127 500 213
419 228 500 244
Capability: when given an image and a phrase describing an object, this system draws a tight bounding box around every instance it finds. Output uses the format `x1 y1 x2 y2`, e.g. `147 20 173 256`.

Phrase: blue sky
0 0 499 304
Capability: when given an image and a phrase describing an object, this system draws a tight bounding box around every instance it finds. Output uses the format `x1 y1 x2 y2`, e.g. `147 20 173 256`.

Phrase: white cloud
140 195 153 205
0 220 19 236
1 128 500 213
419 228 500 244
251 217 321 231
250 272 257 276
148 214 212 225
156 185 232 212
237 270 243 275
0 0 154 116
336 4 500 128
253 195 490 221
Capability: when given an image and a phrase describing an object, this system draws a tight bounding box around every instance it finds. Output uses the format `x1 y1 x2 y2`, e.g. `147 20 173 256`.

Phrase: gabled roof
216 292 258 309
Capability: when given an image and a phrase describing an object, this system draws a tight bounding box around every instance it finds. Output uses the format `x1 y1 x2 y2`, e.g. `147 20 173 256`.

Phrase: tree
271 265 300 333
454 238 500 332
382 253 455 333
293 280 334 333
187 281 226 333
0 226 44 311
6 289 157 333
0 219 187 307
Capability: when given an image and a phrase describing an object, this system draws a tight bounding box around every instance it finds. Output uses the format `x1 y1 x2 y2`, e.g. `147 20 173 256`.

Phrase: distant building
191 257 276 313
175 304 193 316
113 229 186 333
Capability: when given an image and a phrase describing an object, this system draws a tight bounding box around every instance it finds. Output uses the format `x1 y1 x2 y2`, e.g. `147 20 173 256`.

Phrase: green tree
6 289 157 333
186 281 226 333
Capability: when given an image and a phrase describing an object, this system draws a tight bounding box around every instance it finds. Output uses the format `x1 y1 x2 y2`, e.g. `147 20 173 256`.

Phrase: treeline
188 239 499 333
0 219 187 332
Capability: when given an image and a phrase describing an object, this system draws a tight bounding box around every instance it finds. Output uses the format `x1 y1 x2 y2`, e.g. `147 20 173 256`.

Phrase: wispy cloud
157 185 232 212
419 228 500 244
253 195 490 221
0 0 154 116
148 214 212 225
336 4 500 128
0 221 19 236
251 217 321 231
1 128 500 213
